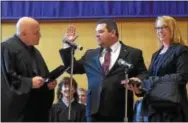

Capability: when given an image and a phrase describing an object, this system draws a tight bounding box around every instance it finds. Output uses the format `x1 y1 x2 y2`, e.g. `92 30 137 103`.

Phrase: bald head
16 17 41 46
16 17 38 35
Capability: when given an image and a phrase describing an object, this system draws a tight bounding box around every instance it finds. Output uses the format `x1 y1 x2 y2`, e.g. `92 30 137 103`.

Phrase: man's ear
111 29 116 37
20 31 26 36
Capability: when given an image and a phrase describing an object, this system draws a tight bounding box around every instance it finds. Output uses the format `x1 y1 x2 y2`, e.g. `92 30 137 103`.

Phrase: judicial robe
49 100 86 122
1 35 54 122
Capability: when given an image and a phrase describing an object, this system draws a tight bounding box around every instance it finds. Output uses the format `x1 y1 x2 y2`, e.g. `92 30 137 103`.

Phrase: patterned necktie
102 48 111 74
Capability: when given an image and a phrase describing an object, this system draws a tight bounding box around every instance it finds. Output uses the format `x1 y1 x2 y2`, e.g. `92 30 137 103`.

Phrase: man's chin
98 42 104 47
33 42 39 45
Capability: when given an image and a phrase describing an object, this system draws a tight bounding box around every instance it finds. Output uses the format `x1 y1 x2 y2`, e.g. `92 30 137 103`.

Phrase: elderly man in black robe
1 17 56 122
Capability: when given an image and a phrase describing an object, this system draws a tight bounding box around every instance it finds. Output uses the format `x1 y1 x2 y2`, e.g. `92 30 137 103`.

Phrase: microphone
118 59 133 69
63 35 83 51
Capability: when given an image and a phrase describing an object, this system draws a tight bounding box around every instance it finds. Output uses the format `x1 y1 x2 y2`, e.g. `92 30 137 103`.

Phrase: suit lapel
150 44 175 75
94 48 104 74
118 44 129 61
156 45 175 71
148 50 160 74
106 43 129 76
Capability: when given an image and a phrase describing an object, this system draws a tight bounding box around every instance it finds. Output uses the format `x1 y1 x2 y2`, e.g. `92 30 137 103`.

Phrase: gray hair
16 17 36 36
16 19 22 36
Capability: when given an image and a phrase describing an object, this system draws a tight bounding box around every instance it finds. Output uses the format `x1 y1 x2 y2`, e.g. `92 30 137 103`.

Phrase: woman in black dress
49 77 86 122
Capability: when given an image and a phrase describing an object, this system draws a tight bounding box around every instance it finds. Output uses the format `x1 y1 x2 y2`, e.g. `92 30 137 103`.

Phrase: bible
45 65 70 83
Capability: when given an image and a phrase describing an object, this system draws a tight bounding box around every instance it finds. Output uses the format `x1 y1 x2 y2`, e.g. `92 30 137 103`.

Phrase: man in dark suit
59 19 148 122
1 17 56 122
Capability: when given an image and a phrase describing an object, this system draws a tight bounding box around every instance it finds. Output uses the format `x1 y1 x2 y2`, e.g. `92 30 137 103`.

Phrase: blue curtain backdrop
1 1 188 20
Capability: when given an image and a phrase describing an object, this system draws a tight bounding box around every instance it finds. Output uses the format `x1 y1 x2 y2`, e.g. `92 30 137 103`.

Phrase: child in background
49 77 86 122
77 88 87 105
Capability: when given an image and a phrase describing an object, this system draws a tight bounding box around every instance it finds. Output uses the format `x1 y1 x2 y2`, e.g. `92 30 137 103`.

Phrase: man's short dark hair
97 19 119 38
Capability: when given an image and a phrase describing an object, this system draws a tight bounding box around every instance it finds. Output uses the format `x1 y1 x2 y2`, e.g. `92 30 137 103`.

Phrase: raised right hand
32 76 44 88
64 25 78 42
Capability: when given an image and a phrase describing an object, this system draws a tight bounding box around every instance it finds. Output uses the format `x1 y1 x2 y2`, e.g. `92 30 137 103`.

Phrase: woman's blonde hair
155 16 185 45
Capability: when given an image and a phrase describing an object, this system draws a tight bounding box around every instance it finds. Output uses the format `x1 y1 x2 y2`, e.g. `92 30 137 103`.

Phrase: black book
45 65 70 83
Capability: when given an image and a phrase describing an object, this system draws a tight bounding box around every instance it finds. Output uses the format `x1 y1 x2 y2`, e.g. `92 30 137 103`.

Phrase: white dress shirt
100 41 121 71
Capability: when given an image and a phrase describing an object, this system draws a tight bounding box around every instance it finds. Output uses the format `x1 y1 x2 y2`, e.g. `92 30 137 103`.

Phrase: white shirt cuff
63 43 70 49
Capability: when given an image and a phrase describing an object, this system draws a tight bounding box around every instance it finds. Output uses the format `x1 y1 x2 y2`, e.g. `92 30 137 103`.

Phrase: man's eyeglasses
155 25 168 30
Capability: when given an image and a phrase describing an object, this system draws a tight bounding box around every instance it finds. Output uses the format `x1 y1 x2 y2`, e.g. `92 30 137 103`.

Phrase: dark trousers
90 113 124 122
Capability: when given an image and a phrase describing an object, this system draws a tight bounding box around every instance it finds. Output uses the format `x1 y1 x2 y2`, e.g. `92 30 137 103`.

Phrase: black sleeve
141 46 188 92
49 105 58 122
175 46 188 82
1 43 32 94
59 48 85 74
